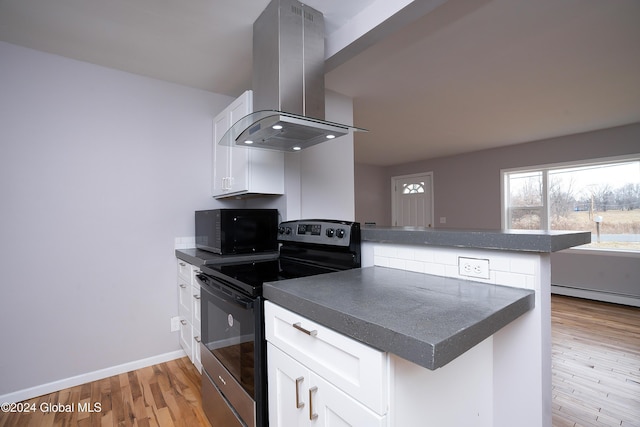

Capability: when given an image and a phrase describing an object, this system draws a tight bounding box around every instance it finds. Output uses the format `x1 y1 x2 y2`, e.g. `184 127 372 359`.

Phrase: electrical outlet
458 257 490 279
170 316 180 332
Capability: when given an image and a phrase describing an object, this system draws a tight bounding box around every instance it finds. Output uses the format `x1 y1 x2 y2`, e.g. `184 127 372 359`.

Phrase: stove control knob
326 228 335 238
278 226 285 235
285 227 292 235
336 228 346 238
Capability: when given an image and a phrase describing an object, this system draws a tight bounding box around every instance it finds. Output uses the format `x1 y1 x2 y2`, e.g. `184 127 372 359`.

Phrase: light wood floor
0 357 211 427
551 295 640 427
1 295 638 427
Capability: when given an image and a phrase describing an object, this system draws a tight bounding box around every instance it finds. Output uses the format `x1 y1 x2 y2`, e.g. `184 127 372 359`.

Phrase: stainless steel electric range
195 219 361 427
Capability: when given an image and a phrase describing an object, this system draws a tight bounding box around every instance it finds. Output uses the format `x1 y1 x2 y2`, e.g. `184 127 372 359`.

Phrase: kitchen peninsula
264 227 590 427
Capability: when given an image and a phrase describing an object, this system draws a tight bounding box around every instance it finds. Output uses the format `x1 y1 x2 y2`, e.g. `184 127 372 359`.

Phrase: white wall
357 123 640 305
0 42 235 397
298 90 356 221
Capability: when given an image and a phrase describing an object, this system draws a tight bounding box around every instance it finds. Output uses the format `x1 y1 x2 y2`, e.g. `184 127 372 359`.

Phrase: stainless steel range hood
219 0 365 152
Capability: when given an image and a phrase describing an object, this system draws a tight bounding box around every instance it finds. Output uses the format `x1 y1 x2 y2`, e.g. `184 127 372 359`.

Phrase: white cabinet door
311 373 386 427
268 344 386 427
191 270 202 373
227 94 251 194
176 259 201 370
179 316 193 360
268 343 310 427
212 109 231 196
212 91 252 197
177 278 191 319
212 92 249 196
211 90 284 198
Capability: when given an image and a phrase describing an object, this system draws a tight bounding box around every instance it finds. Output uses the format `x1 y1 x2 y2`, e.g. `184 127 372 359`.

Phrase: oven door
197 273 265 427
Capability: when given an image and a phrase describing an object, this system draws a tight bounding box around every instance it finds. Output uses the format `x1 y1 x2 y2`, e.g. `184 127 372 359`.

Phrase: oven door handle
197 274 254 309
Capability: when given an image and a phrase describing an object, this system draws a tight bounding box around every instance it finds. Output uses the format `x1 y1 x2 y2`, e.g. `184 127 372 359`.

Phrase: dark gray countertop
362 226 591 252
264 266 534 370
175 248 279 267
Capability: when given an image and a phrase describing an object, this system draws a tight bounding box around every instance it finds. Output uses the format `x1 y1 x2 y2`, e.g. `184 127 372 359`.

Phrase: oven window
202 289 256 398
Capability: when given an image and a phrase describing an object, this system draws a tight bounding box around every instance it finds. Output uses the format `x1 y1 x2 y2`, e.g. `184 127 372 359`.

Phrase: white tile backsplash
495 271 529 288
174 236 195 249
371 243 541 290
405 259 425 274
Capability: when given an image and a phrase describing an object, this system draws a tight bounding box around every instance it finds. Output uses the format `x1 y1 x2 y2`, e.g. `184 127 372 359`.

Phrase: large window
503 157 640 251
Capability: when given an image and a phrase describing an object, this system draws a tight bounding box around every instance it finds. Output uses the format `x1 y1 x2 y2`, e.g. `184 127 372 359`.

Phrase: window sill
560 247 640 258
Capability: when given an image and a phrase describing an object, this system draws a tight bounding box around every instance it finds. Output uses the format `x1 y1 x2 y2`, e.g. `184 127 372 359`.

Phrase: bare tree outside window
505 160 640 251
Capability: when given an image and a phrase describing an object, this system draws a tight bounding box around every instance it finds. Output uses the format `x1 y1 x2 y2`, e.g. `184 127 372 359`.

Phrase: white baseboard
551 285 640 308
0 349 187 404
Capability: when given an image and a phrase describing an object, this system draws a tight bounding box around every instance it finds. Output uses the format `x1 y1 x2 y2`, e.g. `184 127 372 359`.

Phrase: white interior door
392 172 433 227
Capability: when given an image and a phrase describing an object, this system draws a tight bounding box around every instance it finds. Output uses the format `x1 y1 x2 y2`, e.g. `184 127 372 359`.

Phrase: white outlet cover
458 257 490 279
170 316 180 332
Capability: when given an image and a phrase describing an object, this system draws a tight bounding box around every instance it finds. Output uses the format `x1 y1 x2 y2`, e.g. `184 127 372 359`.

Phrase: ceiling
1 0 639 166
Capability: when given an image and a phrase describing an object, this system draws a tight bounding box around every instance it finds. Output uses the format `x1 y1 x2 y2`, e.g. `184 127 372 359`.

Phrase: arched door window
402 182 425 194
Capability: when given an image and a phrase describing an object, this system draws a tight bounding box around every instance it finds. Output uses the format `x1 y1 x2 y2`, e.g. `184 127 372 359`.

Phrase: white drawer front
179 317 193 360
192 284 201 326
177 259 192 282
265 301 388 415
178 278 192 319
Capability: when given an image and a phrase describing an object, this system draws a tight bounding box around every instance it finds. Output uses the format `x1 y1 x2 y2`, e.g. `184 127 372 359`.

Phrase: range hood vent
219 0 365 152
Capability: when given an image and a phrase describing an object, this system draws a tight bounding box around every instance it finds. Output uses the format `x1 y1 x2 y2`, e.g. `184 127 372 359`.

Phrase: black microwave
195 209 279 255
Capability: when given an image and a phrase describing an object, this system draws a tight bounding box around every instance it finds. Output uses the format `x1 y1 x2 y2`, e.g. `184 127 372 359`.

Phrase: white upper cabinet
212 90 284 198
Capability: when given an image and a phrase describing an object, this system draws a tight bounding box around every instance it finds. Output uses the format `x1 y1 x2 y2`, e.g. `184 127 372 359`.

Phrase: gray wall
0 42 238 396
0 41 357 397
355 122 640 301
354 163 390 226
299 90 355 221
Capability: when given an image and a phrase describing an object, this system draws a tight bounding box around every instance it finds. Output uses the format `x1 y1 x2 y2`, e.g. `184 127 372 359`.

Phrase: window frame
501 154 640 254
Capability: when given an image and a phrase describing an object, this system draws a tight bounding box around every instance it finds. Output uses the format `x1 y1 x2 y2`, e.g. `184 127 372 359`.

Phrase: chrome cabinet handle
293 322 317 337
180 319 187 326
179 284 186 289
194 336 201 343
179 262 186 266
222 177 234 191
193 295 200 300
309 386 318 420
295 377 304 409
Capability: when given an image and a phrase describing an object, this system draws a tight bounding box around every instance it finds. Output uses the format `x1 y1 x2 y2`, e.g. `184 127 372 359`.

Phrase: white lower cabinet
265 301 494 427
265 301 388 427
179 315 193 360
268 344 386 427
176 259 202 373
191 281 202 373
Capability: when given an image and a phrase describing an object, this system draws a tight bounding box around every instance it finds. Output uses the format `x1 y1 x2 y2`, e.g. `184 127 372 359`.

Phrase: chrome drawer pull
295 377 305 409
179 284 187 289
293 322 317 337
193 295 200 300
180 319 187 326
309 386 318 420
194 336 201 343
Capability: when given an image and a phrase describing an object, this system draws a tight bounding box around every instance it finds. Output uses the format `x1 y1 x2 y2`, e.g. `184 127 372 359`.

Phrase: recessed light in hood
219 109 365 152
219 0 366 152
